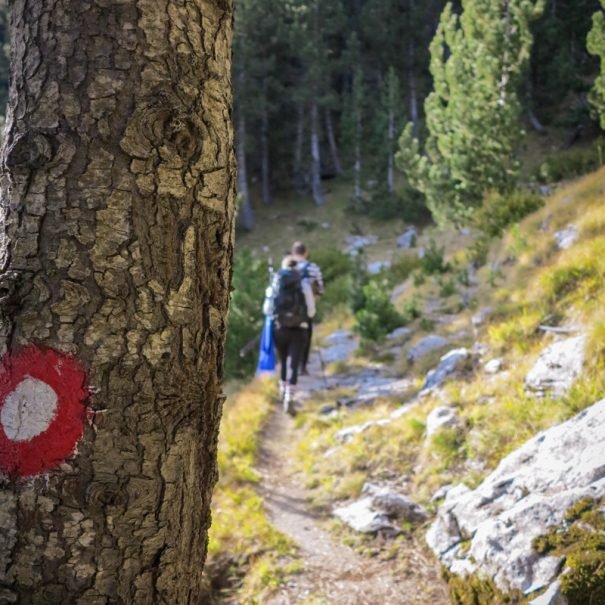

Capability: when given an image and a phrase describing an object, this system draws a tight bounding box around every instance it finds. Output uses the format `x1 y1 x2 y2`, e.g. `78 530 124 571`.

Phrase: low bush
367 185 429 223
225 250 270 380
420 238 450 275
536 139 604 184
474 190 545 238
354 280 406 342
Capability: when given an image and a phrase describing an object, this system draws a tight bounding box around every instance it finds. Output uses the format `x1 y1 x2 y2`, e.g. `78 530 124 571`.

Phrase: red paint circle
0 345 88 478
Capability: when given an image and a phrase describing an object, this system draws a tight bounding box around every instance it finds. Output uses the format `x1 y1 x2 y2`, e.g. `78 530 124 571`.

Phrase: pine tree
588 0 605 128
397 0 545 225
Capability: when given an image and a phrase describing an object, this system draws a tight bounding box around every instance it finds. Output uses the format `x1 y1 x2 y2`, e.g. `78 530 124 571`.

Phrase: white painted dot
0 377 58 442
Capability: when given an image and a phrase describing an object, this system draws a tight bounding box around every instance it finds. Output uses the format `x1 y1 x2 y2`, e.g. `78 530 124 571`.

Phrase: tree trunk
0 2 235 603
310 100 324 205
293 104 306 193
387 104 395 193
325 108 343 175
237 110 255 230
260 103 272 205
408 0 419 137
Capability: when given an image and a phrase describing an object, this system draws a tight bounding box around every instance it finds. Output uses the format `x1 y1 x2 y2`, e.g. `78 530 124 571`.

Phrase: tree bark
237 110 255 230
293 104 306 193
0 1 235 603
310 100 324 205
325 108 342 175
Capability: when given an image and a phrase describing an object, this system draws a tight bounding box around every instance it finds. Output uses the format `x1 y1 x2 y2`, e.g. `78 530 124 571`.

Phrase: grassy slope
210 166 605 602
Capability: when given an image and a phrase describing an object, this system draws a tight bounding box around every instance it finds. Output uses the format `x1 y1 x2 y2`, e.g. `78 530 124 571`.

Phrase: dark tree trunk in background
325 108 343 175
0 1 236 602
310 100 324 205
293 104 306 193
408 0 419 136
261 105 272 205
237 110 255 231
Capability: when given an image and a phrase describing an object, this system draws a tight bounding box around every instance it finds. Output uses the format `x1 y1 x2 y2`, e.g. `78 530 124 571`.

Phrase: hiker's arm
313 263 324 296
302 281 316 318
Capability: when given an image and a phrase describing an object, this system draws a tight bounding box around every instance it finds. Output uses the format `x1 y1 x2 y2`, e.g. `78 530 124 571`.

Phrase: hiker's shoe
284 385 297 416
299 368 309 376
279 380 287 402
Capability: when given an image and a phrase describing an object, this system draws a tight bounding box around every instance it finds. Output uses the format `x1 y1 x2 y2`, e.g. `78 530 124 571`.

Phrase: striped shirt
296 260 324 296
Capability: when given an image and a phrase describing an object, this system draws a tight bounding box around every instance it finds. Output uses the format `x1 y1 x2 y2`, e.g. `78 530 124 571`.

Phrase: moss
444 569 525 604
532 497 605 605
561 550 605 605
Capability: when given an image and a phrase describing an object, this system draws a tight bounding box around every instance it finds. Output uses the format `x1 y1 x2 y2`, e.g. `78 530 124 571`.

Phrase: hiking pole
317 348 329 392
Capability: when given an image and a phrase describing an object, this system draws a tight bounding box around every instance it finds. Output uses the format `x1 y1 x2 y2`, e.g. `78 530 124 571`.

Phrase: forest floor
255 358 450 605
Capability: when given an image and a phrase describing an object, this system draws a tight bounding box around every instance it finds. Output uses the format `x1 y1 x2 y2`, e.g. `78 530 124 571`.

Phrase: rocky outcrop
426 398 605 597
344 234 378 255
525 335 586 397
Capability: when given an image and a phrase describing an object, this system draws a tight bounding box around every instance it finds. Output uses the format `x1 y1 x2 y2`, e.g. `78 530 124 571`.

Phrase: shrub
310 248 353 283
536 139 604 184
354 280 406 342
420 238 449 275
382 254 421 288
225 250 270 380
367 185 429 223
474 189 545 238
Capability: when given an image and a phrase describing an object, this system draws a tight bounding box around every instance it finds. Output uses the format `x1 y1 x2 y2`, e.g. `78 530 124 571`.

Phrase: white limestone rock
334 498 399 534
484 358 504 374
344 234 378 255
426 406 461 438
397 227 417 249
554 225 578 250
367 260 391 275
335 419 391 442
529 580 567 605
525 335 586 397
421 348 470 393
426 398 605 595
407 335 450 363
386 326 412 341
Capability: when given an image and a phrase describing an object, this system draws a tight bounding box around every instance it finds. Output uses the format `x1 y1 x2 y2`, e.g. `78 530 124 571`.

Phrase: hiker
291 241 324 375
263 255 316 414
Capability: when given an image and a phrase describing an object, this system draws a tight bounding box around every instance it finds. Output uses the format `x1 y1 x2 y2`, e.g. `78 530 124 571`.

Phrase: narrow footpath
255 361 450 605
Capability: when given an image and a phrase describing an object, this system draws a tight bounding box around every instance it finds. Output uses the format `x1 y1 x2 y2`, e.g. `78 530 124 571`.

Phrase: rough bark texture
0 1 235 603
324 108 342 176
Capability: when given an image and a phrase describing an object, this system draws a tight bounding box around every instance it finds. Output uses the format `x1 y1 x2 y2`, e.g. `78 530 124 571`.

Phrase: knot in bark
3 133 52 172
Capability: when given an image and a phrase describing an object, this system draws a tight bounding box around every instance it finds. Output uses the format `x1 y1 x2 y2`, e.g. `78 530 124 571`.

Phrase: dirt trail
256 371 450 605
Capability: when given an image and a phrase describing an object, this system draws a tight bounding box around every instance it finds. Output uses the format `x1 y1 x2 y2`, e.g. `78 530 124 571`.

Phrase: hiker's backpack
273 269 308 328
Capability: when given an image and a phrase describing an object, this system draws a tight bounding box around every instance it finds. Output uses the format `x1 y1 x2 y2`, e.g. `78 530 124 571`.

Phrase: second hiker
264 255 316 414
290 241 324 375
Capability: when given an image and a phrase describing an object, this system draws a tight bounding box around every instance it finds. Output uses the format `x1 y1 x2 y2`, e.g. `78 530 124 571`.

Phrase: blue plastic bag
256 316 276 375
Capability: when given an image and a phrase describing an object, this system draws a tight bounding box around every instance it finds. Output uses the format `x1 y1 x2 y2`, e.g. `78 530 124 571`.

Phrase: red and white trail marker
0 345 88 478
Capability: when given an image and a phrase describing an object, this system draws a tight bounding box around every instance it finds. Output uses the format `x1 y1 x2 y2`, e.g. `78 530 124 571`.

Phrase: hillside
206 165 605 604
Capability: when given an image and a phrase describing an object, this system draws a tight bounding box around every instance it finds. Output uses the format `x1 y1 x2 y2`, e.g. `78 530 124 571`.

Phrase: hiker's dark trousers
274 326 309 386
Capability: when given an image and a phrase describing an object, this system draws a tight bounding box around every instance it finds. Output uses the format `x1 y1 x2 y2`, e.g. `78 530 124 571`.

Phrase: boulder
334 499 399 535
397 227 417 249
525 335 586 397
386 326 412 341
426 406 461 438
421 348 470 393
367 260 391 275
554 225 578 250
334 484 427 534
484 358 503 374
426 398 605 595
344 234 378 255
407 335 449 363
363 483 428 522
